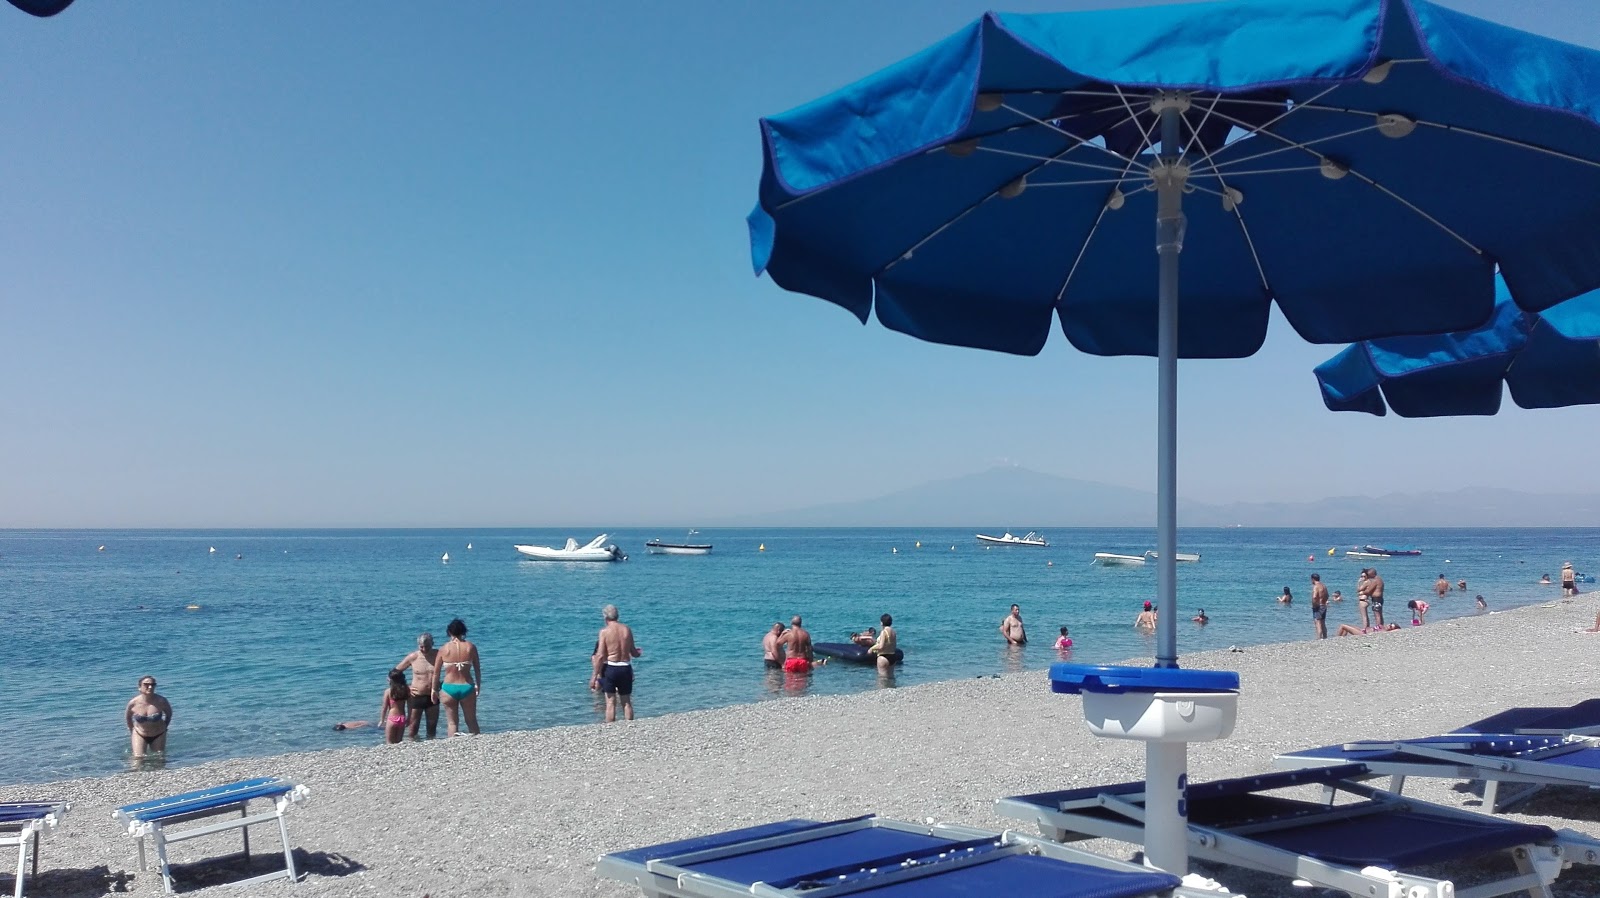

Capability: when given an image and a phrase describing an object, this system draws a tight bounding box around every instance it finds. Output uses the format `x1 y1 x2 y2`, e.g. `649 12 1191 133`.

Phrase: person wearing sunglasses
125 676 173 759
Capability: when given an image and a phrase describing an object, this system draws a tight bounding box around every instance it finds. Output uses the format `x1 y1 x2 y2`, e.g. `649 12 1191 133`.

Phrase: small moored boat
514 534 627 562
1345 545 1422 559
1093 552 1147 566
1144 550 1202 563
645 534 713 556
976 531 1048 547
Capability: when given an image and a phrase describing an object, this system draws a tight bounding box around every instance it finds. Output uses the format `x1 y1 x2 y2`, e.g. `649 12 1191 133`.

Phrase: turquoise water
3 527 1593 786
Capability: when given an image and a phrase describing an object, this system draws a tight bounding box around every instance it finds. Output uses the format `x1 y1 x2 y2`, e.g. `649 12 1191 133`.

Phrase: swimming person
379 669 409 745
592 603 642 723
1435 574 1449 600
1277 586 1293 604
850 627 877 648
436 618 481 736
395 632 439 739
1054 626 1073 650
762 622 787 670
1476 594 1488 611
1191 608 1208 624
125 675 173 759
867 613 897 674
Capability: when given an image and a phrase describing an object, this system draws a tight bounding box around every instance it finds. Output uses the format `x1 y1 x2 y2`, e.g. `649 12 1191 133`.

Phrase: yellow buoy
1327 547 1336 556
758 543 765 552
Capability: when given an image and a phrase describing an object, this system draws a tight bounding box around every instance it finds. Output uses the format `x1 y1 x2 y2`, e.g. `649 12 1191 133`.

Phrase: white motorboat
976 531 1049 547
1093 552 1147 566
1144 550 1202 563
514 534 627 562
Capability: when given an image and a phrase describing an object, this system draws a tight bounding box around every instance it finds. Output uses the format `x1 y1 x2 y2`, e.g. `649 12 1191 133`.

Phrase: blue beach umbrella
1317 280 1600 417
749 0 1600 873
7 0 73 15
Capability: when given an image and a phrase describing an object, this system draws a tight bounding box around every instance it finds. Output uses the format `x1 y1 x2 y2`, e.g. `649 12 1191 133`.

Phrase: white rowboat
1093 552 1147 566
646 540 713 556
1144 551 1202 563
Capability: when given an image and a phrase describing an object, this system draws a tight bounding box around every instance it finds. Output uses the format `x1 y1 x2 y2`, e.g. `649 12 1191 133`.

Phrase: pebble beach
12 597 1600 897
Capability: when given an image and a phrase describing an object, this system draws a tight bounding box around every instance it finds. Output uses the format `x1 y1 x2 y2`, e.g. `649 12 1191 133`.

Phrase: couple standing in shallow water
391 618 481 741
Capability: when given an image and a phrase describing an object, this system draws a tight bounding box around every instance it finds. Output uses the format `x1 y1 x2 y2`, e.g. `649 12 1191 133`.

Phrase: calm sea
2 527 1593 786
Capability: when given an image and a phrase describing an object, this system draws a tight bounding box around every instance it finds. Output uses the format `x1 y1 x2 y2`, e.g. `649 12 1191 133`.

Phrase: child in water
1055 626 1072 650
380 669 409 744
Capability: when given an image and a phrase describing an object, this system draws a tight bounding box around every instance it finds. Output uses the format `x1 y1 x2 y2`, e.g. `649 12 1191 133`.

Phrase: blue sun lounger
597 815 1222 898
1457 699 1600 737
996 764 1600 898
111 777 309 894
1274 734 1600 813
2 802 69 898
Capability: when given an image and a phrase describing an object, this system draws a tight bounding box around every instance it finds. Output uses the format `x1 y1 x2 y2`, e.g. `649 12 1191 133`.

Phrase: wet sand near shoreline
11 597 1600 897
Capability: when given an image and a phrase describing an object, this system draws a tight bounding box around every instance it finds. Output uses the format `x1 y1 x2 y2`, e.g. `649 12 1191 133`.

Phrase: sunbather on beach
436 618 481 736
395 632 439 739
593 604 642 722
781 615 816 674
125 675 172 759
762 622 787 670
379 669 409 745
1336 623 1401 636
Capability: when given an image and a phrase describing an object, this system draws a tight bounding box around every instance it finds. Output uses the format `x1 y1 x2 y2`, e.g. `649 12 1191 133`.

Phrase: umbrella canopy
7 0 73 15
1316 280 1600 416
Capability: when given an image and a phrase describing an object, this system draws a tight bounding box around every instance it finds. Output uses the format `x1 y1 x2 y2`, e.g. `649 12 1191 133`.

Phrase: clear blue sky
2 1 1597 528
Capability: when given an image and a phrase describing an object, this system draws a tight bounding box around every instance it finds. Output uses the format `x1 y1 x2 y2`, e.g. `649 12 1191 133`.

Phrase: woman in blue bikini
435 619 481 736
125 675 173 758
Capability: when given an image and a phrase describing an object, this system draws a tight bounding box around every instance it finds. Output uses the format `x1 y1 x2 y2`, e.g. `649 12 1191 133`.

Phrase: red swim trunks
783 658 813 673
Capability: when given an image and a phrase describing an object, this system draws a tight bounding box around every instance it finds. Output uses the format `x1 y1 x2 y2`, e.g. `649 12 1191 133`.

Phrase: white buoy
892 547 898 553
467 543 473 550
442 552 450 563
950 545 956 551
98 545 106 551
209 546 216 554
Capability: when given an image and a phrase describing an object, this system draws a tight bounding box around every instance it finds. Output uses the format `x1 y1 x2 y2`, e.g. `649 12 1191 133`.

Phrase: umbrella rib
1054 125 1156 302
1113 85 1159 159
1000 101 1150 171
1202 123 1382 172
974 145 1148 177
881 111 1139 275
1180 93 1224 159
1189 106 1483 254
1183 129 1273 294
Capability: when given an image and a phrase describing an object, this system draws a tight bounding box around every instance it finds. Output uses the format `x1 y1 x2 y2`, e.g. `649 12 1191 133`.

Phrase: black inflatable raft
812 642 904 666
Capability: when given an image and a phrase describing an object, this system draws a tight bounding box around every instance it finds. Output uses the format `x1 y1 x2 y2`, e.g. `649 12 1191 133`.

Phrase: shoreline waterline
11 597 1600 897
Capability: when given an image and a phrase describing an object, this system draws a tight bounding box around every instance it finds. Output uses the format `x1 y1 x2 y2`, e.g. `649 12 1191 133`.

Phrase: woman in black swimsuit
125 675 173 758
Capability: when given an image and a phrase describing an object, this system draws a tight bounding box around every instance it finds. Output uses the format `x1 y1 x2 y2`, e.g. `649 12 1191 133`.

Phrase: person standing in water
379 669 409 745
592 603 642 722
125 675 173 759
999 604 1027 645
782 615 816 673
1310 573 1329 639
867 613 897 674
762 622 787 670
436 618 481 736
394 632 439 739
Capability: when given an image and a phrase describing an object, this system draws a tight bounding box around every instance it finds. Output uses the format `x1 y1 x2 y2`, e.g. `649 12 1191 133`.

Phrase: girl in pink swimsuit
380 669 409 744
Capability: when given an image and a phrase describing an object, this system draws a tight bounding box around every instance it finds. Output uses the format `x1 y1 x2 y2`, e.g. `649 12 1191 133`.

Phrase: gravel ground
10 597 1600 897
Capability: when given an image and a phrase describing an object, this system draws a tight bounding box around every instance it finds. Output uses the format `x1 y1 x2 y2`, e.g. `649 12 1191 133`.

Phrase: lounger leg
1514 848 1556 898
135 834 147 871
240 805 250 860
1484 779 1501 813
152 828 175 895
1388 773 1406 795
12 836 26 898
276 811 298 884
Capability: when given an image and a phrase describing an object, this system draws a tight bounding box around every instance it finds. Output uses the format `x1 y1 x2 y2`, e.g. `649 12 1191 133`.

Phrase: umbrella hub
1147 90 1191 115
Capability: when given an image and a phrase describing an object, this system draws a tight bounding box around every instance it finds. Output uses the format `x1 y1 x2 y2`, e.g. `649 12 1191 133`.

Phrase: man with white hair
591 604 641 723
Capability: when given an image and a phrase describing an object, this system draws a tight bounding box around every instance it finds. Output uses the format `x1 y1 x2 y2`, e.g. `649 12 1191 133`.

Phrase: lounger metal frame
1 802 68 898
997 764 1600 898
597 815 1224 898
1274 735 1600 813
111 778 309 894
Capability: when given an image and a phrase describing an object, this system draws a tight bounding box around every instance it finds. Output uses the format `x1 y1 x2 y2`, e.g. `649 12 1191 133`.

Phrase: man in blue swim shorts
591 604 642 723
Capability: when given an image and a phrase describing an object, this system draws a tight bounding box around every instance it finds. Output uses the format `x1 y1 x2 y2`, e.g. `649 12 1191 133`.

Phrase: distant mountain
734 466 1600 527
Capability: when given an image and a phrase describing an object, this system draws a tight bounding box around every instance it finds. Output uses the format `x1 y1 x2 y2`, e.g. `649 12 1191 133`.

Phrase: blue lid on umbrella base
1051 664 1240 695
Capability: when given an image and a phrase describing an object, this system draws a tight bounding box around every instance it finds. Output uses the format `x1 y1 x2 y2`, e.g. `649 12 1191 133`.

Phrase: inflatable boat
812 641 903 666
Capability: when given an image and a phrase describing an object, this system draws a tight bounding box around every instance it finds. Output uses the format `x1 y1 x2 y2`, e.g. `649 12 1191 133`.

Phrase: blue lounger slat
113 777 309 894
598 815 1194 898
997 764 1600 898
1460 698 1600 735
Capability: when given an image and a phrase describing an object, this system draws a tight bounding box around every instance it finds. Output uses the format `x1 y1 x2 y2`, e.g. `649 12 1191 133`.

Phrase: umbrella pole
1146 95 1188 877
